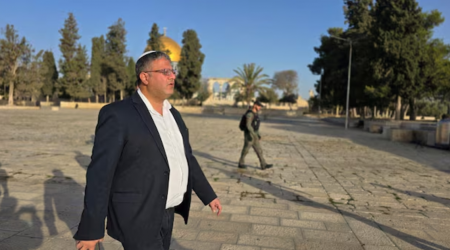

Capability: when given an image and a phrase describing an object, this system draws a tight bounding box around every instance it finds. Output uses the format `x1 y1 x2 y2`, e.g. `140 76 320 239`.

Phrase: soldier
238 100 273 170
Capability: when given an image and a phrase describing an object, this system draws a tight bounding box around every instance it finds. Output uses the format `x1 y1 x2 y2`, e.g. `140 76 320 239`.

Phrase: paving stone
230 214 279 225
346 219 395 246
324 222 352 232
237 234 295 249
170 239 222 250
294 239 364 250
250 207 298 219
363 246 399 250
301 229 360 244
299 212 346 223
221 244 261 250
250 224 301 238
280 219 326 230
197 220 251 233
196 231 238 243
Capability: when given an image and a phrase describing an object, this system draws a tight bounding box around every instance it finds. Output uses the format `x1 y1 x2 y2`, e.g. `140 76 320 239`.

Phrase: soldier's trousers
238 132 266 168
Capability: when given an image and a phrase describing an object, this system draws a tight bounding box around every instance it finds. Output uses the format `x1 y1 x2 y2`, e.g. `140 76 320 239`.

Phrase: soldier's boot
238 164 247 169
261 164 273 170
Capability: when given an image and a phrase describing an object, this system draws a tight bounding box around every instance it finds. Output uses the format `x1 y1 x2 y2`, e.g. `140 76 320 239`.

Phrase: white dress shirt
137 89 189 209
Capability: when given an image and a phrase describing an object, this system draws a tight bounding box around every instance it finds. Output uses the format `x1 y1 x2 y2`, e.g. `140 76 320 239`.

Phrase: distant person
74 51 222 250
238 100 273 170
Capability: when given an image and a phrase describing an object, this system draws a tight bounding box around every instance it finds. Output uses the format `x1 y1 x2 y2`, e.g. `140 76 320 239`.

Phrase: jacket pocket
112 192 141 203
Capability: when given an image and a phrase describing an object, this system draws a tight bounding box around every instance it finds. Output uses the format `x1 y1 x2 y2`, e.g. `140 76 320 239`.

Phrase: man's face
140 58 176 99
254 104 262 112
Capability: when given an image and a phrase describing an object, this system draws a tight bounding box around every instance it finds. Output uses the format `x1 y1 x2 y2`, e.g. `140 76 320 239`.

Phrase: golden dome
145 35 181 62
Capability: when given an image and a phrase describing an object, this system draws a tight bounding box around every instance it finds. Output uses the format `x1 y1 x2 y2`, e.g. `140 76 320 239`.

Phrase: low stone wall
322 117 360 127
364 119 436 133
60 101 108 109
388 128 436 146
0 105 40 110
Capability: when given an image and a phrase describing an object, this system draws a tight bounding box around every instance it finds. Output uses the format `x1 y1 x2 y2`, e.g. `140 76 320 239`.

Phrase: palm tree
230 63 271 107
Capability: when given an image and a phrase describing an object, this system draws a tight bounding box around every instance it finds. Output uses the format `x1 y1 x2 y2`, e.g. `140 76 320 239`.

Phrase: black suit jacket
74 92 217 248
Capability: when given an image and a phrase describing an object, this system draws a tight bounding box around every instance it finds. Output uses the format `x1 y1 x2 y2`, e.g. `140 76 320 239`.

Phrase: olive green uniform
238 111 267 168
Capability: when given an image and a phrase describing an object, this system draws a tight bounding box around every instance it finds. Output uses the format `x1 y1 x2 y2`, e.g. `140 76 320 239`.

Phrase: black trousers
158 207 175 250
121 207 175 250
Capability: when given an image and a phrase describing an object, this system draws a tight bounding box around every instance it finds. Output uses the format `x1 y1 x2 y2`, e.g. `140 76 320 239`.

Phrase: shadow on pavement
372 183 450 209
194 150 449 250
0 163 44 249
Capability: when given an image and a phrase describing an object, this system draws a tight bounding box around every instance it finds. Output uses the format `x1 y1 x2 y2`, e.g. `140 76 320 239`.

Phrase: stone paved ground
1 109 450 250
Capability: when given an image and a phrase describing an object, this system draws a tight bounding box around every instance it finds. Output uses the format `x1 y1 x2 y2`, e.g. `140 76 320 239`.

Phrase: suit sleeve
74 105 124 240
188 145 218 206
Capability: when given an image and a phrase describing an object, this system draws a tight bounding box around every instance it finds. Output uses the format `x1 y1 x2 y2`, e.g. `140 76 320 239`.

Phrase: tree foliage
104 18 128 101
309 0 449 120
58 13 90 100
0 24 32 105
15 50 45 101
41 51 58 101
144 23 170 56
230 63 271 106
175 29 205 101
272 70 299 96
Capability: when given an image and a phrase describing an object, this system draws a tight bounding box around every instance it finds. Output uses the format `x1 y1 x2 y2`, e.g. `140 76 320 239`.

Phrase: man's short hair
135 51 172 86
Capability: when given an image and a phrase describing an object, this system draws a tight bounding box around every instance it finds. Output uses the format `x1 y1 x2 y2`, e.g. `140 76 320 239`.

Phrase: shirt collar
137 88 172 115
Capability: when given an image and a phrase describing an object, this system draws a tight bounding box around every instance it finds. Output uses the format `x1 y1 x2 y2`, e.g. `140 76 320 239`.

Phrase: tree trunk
95 95 99 103
8 79 14 106
373 106 377 119
402 104 409 120
336 105 339 116
409 98 416 121
120 90 124 100
46 95 49 102
395 95 402 120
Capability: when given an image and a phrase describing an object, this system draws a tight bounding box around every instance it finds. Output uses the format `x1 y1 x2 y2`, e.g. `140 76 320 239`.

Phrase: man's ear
139 72 148 85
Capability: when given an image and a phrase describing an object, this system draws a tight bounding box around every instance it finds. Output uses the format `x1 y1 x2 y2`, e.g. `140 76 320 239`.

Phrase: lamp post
330 35 353 130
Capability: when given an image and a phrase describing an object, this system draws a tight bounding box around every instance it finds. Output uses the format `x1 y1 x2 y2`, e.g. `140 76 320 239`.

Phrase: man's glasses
143 69 177 76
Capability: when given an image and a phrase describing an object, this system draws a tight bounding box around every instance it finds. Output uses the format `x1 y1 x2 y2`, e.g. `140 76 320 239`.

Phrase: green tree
125 57 136 97
104 18 128 101
175 29 205 102
195 79 211 105
144 23 170 55
90 36 106 102
258 88 278 108
64 45 90 100
308 28 349 111
230 63 271 107
59 13 90 100
15 50 45 102
272 70 299 96
41 51 58 102
371 0 437 120
0 24 31 105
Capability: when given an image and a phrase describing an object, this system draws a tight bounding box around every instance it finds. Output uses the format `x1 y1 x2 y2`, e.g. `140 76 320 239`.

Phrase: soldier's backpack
239 110 253 131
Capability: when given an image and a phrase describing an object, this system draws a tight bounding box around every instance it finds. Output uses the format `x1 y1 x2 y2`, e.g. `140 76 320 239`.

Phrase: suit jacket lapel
132 92 169 167
170 107 189 155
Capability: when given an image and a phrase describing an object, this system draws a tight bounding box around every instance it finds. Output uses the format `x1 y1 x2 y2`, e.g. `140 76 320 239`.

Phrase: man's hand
76 239 103 250
208 198 222 216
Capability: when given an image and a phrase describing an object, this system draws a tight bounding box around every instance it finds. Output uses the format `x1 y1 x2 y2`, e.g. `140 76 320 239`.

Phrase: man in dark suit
74 51 222 250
